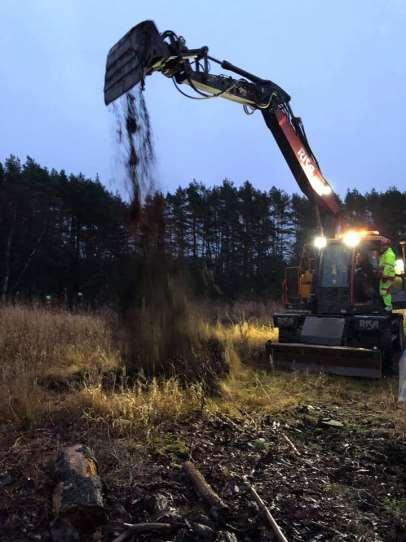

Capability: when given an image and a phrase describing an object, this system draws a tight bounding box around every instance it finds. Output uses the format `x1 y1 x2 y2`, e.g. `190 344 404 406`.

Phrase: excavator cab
272 231 406 377
284 233 406 313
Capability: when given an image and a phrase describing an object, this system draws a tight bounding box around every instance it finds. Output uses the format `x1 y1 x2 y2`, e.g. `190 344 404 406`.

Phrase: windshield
320 244 351 288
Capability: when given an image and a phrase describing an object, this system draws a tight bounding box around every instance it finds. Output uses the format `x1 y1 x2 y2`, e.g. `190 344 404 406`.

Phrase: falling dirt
112 85 157 228
123 88 156 226
112 88 227 384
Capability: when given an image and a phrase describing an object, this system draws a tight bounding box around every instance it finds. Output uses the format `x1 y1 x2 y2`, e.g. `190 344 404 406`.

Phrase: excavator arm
104 20 341 230
104 20 406 380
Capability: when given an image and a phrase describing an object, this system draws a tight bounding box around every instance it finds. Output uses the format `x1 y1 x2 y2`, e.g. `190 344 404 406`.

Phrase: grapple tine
104 20 168 105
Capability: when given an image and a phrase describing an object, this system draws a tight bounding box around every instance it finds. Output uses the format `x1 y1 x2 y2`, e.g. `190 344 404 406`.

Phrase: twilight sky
0 0 405 198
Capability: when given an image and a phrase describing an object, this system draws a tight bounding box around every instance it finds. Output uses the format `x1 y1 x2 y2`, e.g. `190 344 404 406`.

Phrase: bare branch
246 482 288 542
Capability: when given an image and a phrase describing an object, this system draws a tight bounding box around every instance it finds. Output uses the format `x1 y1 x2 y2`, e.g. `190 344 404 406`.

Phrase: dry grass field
0 304 405 541
0 303 404 435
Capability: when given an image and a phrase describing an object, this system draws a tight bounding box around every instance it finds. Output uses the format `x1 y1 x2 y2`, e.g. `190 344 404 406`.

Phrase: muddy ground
1 395 405 542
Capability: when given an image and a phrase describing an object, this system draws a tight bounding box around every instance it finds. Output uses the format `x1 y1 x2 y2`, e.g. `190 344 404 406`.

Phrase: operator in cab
299 257 313 304
379 238 396 312
354 251 377 303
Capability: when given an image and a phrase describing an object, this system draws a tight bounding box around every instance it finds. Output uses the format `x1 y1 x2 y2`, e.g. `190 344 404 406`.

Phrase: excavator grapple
105 21 168 105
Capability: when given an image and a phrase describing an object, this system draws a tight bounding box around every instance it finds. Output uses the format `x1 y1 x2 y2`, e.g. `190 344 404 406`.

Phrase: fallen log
53 444 105 533
183 460 229 518
246 482 288 542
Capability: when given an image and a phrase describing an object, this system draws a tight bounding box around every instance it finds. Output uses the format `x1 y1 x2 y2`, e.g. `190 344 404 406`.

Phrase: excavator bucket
269 342 382 378
104 20 168 105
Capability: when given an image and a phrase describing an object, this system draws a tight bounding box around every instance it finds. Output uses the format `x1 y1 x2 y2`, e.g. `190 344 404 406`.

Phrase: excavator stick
104 20 168 105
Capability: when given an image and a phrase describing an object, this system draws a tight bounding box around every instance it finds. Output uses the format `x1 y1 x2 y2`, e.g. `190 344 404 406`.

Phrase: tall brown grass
0 305 120 425
0 303 226 430
0 304 403 435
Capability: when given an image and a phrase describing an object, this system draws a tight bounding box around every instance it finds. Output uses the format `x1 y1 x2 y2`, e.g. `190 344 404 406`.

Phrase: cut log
53 444 105 532
183 460 229 518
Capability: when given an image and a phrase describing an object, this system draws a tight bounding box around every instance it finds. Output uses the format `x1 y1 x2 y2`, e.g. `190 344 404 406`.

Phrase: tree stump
53 444 105 532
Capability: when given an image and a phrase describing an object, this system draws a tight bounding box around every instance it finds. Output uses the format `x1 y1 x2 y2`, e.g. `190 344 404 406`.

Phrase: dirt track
1 396 405 541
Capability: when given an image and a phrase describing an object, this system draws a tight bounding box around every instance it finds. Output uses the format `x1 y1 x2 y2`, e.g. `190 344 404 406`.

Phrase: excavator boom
104 20 341 230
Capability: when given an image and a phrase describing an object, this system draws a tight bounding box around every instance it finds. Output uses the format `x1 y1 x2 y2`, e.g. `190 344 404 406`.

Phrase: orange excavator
104 20 406 377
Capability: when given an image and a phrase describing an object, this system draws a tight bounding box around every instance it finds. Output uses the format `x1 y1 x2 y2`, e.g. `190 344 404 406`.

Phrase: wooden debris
246 482 288 542
183 460 229 517
112 522 174 542
282 433 300 456
321 419 344 428
53 444 105 532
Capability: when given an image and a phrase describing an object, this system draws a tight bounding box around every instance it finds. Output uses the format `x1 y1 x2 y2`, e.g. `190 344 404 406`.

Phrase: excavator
104 20 406 378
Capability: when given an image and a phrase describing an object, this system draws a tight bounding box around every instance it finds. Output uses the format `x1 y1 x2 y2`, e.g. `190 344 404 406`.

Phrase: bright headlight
309 177 333 197
342 231 362 248
313 235 327 249
395 259 405 275
321 185 332 196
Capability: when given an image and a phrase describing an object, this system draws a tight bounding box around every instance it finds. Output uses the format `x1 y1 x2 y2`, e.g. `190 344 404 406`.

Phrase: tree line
1 155 405 305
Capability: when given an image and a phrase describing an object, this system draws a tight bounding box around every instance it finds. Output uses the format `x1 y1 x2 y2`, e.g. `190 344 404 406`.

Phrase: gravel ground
1 399 405 541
